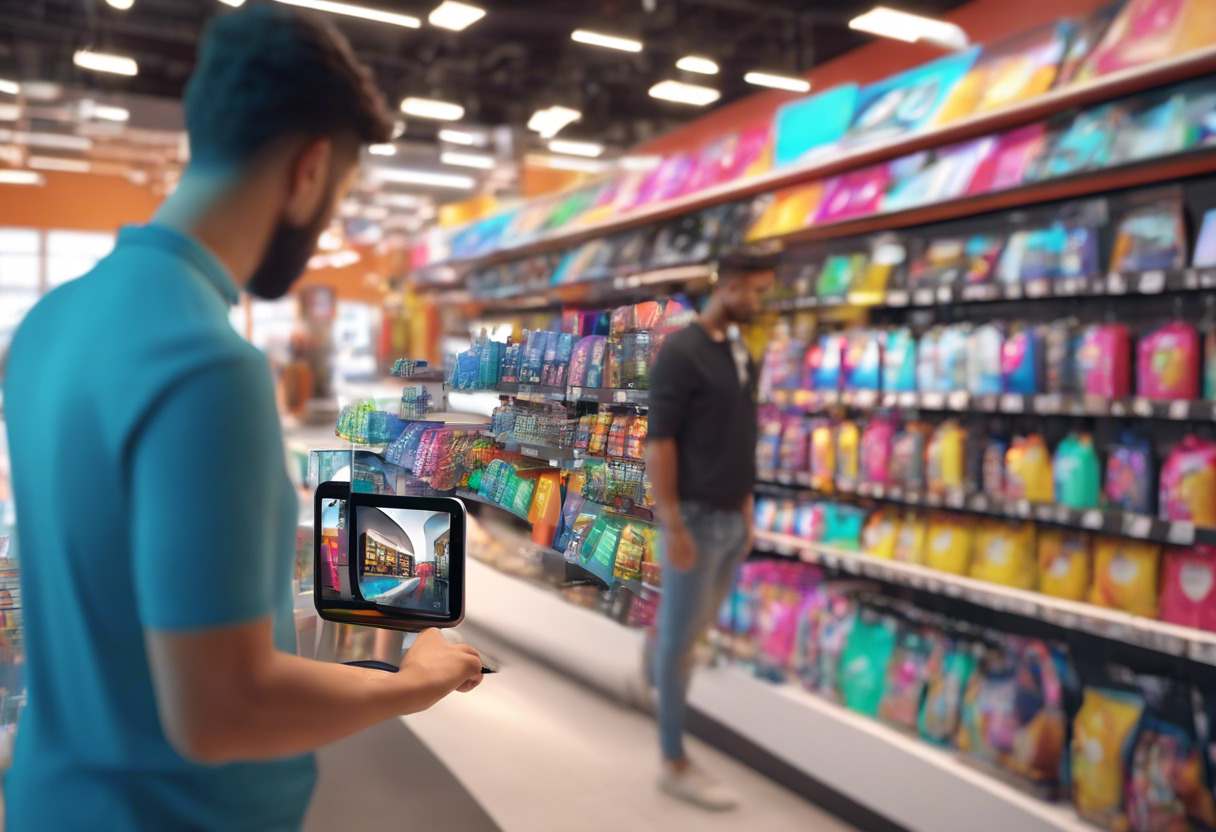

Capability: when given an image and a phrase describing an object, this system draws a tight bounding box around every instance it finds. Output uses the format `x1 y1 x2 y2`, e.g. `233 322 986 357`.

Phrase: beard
246 191 332 300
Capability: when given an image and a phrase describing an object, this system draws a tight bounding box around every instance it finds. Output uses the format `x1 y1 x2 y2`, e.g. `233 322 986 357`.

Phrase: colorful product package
884 328 918 392
607 415 632 459
817 595 859 702
1006 434 1055 503
836 420 861 483
778 416 812 475
568 335 604 388
587 412 614 456
938 324 971 393
968 323 1005 395
890 423 929 491
1160 436 1216 527
811 421 837 492
1044 318 1079 395
919 638 977 746
1054 431 1102 509
863 507 902 559
917 327 943 393
894 511 927 565
1038 529 1093 601
624 416 648 461
839 610 899 718
971 519 1038 589
983 437 1009 497
1160 544 1216 632
1071 687 1145 830
926 420 967 496
1002 326 1043 394
925 513 975 575
879 625 939 731
824 504 866 550
813 333 847 391
1090 536 1161 618
844 330 884 390
1137 321 1200 401
860 417 896 486
1105 431 1156 515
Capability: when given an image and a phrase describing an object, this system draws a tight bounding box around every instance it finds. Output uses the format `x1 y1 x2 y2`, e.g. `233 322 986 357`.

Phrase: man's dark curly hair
184 4 395 167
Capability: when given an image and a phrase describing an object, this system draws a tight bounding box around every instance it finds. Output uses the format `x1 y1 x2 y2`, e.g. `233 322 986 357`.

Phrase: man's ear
283 137 333 225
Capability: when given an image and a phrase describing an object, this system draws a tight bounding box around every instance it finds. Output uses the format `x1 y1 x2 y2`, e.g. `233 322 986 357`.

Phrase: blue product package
846 331 884 391
522 330 549 384
479 340 503 388
884 328 918 392
1001 327 1042 394
540 332 561 385
968 323 1005 395
774 84 859 166
584 337 608 388
917 328 942 393
1104 430 1156 515
456 349 480 389
814 334 846 391
553 333 575 387
938 324 971 393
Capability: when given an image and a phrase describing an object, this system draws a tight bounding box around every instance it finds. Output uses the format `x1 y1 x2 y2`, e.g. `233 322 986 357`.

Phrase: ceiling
0 0 972 151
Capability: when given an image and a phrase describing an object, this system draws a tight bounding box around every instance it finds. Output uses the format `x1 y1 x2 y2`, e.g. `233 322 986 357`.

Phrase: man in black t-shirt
645 265 773 810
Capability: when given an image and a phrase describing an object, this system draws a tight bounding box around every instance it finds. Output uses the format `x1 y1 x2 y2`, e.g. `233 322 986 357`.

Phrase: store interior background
8 0 1216 830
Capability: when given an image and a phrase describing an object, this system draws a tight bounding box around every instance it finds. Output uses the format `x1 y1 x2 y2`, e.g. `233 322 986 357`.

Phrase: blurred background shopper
646 264 772 810
2 7 483 831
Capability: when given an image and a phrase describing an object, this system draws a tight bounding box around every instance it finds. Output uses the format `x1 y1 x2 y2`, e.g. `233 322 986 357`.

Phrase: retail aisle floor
403 626 860 832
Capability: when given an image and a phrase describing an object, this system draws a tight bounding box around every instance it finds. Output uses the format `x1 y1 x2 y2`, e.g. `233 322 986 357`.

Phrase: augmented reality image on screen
352 505 451 615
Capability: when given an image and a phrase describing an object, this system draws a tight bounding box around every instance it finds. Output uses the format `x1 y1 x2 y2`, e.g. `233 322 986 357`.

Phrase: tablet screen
352 504 451 616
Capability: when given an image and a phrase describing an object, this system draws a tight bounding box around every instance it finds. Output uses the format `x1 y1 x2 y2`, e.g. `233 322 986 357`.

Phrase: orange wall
0 170 159 231
636 0 1113 157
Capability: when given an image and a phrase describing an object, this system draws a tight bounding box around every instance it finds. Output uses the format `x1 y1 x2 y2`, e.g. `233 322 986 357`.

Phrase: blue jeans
652 501 749 761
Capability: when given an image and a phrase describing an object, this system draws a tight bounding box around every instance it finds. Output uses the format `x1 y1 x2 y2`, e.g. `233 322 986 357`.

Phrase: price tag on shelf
936 286 953 304
947 391 970 411
1015 499 1032 518
855 390 877 408
945 489 966 509
1054 505 1073 524
943 581 963 598
1003 284 1024 300
1107 272 1128 295
1168 521 1195 545
888 486 904 501
1000 394 1025 413
1034 504 1055 522
898 392 917 408
872 484 886 499
613 391 629 403
569 386 582 398
913 288 935 306
1191 642 1216 666
880 393 897 408
1169 400 1190 420
856 482 872 497
1082 510 1104 530
1110 399 1129 417
886 289 909 307
1034 394 1062 414
1139 270 1166 294
922 392 945 410
971 494 990 512
1185 270 1202 290
1132 398 1155 418
1025 279 1050 298
1202 269 1216 289
1123 514 1153 539
777 472 793 485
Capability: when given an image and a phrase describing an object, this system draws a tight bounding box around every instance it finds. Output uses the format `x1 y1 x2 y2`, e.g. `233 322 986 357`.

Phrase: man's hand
666 522 698 572
400 629 484 696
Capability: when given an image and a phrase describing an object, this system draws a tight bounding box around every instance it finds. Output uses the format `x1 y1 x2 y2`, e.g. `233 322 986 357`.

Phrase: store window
0 229 42 367
45 230 114 289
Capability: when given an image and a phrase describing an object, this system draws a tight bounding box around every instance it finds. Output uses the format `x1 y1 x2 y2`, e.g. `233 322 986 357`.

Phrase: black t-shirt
648 323 758 509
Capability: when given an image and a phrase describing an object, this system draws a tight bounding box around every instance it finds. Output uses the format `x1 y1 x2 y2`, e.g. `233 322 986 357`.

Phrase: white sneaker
658 764 740 811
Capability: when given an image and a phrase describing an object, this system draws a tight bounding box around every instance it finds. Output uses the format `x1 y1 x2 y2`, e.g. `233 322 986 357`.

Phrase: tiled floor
403 627 860 832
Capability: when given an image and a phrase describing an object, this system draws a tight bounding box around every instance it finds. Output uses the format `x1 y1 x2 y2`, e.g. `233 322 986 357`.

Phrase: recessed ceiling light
570 29 643 53
0 79 17 96
73 50 138 77
80 101 130 122
0 129 93 151
0 170 44 185
676 56 719 75
440 150 494 169
648 80 721 106
438 128 485 146
527 106 581 139
105 0 134 9
368 143 397 156
374 167 476 189
400 97 465 121
548 139 604 158
849 6 969 50
392 119 407 138
28 156 92 173
217 0 246 6
271 0 420 27
428 1 485 31
743 71 811 93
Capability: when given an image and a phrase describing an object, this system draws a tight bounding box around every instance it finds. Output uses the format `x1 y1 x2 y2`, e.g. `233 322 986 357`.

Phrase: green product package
590 522 623 577
1054 431 1101 509
838 612 898 717
510 477 536 516
581 517 611 560
918 644 977 745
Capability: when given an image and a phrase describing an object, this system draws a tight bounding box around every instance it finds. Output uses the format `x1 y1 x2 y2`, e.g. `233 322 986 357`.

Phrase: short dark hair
184 4 394 167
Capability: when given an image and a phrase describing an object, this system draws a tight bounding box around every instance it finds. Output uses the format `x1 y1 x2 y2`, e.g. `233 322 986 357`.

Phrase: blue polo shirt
3 224 316 831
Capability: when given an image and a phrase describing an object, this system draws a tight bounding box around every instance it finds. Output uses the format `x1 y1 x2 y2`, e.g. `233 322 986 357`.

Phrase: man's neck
151 166 279 286
698 302 730 342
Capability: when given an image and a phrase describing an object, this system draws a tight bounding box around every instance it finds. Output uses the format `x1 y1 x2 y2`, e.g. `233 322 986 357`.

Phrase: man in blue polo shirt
3 7 483 831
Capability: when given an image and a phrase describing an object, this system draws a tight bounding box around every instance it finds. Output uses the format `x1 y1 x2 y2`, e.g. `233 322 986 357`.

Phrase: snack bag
957 643 1019 765
824 503 866 550
587 411 613 455
1160 544 1216 632
860 417 896 486
794 502 826 541
1138 321 1200 401
971 519 1038 589
836 420 861 482
606 415 631 458
863 507 901 559
1106 431 1157 515
920 639 977 745
779 415 812 475
625 416 648 460
817 594 858 702
983 437 1009 497
891 423 929 490
1160 436 1216 528
1091 536 1161 618
1001 326 1043 394
613 524 646 583
1054 431 1102 509
574 414 597 451
1077 324 1132 398
1004 640 1073 788
839 610 898 718
925 512 975 575
1006 434 1055 503
1038 529 1093 601
814 333 847 391
1072 687 1145 830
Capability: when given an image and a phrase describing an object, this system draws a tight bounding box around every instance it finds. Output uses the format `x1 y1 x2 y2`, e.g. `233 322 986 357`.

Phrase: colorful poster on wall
814 165 892 225
1073 0 1216 82
773 84 859 167
845 47 980 147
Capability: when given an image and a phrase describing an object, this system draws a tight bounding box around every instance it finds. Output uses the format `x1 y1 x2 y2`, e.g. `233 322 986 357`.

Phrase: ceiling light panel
438 128 485 146
548 139 603 158
676 56 719 75
0 79 17 96
27 156 91 173
527 106 581 139
570 29 643 52
743 71 811 92
272 0 420 27
0 170 44 186
73 50 138 76
648 80 720 106
440 150 494 169
374 167 475 189
105 0 134 9
400 97 465 121
428 1 485 31
368 143 397 156
849 6 970 50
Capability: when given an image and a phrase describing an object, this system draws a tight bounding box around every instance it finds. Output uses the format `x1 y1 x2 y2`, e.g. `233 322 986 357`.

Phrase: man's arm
133 357 480 765
646 337 697 571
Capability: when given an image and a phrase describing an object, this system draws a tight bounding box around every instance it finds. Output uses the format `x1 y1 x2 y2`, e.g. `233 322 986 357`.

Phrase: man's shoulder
658 324 705 356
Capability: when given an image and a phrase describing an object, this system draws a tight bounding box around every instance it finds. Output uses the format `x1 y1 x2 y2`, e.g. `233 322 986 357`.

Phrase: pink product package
1136 321 1200 400
719 124 771 183
965 123 1047 196
758 599 803 674
1077 324 1131 397
814 165 892 225
1161 545 1216 631
860 418 896 485
1159 436 1216 525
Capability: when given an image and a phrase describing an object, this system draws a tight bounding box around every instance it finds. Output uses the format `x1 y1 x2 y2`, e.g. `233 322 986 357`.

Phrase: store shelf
766 267 1216 313
567 386 650 407
469 264 714 311
754 528 1216 666
756 476 1216 547
467 555 1094 832
430 45 1216 273
765 388 1216 423
455 488 532 522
